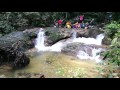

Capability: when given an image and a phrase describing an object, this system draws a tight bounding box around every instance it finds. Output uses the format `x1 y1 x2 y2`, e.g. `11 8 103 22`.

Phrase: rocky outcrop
44 27 91 46
61 42 107 57
21 27 104 46
88 28 104 38
61 42 83 56
0 27 106 51
0 31 36 51
0 30 39 69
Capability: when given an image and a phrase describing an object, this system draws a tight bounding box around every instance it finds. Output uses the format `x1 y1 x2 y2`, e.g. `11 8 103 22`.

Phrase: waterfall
72 33 105 45
35 28 65 52
72 31 77 39
75 34 105 63
35 29 105 63
77 48 103 63
35 28 49 51
35 29 45 48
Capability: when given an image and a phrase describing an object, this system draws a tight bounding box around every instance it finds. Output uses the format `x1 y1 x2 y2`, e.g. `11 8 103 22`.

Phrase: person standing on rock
79 15 84 23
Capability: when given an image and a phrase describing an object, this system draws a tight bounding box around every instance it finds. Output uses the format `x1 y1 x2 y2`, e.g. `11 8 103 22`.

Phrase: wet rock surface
62 42 107 57
0 31 35 51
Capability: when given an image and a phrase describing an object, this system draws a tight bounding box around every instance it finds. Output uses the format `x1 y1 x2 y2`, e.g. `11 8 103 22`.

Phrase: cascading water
74 34 105 63
72 34 105 45
72 30 77 39
35 28 47 51
35 29 45 48
35 28 65 52
77 48 103 63
35 29 105 63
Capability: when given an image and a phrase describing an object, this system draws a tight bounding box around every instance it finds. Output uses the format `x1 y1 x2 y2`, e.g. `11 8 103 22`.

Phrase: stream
0 28 105 78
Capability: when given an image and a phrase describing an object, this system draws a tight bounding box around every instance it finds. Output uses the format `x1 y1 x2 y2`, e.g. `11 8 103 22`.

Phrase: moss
45 28 64 44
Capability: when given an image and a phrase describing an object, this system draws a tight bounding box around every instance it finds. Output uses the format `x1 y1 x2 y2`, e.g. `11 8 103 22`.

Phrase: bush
0 12 64 35
103 30 120 66
100 21 120 78
104 21 120 39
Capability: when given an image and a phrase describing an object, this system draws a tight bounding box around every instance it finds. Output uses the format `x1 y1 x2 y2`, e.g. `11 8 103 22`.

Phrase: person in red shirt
57 19 63 28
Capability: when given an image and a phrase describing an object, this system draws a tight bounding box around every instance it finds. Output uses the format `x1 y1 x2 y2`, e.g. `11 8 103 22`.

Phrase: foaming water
35 28 46 51
72 34 105 45
72 30 77 39
73 33 105 63
35 28 69 52
77 48 103 63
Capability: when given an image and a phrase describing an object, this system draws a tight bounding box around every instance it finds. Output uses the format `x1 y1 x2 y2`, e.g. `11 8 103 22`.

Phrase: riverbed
0 52 100 78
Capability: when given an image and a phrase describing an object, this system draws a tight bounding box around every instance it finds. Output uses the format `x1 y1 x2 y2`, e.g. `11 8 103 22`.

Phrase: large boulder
88 28 104 38
44 27 89 46
61 42 83 56
0 31 36 51
0 46 30 69
0 31 35 69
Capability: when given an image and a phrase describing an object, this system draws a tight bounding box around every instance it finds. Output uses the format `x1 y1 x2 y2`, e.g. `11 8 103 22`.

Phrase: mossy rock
102 35 111 45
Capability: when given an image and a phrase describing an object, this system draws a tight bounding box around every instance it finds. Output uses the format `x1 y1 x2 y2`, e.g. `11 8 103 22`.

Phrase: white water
72 31 77 39
35 28 65 52
73 34 105 45
77 48 103 63
35 29 44 48
35 29 105 63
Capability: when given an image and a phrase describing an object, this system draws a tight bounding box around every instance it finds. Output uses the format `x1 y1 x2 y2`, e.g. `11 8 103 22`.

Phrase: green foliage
1 12 120 35
56 67 87 78
101 21 120 78
105 21 120 30
0 12 64 35
104 21 120 38
103 29 120 66
96 65 119 78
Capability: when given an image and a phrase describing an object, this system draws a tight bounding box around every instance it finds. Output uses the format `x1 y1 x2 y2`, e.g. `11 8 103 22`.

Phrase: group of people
54 15 96 29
